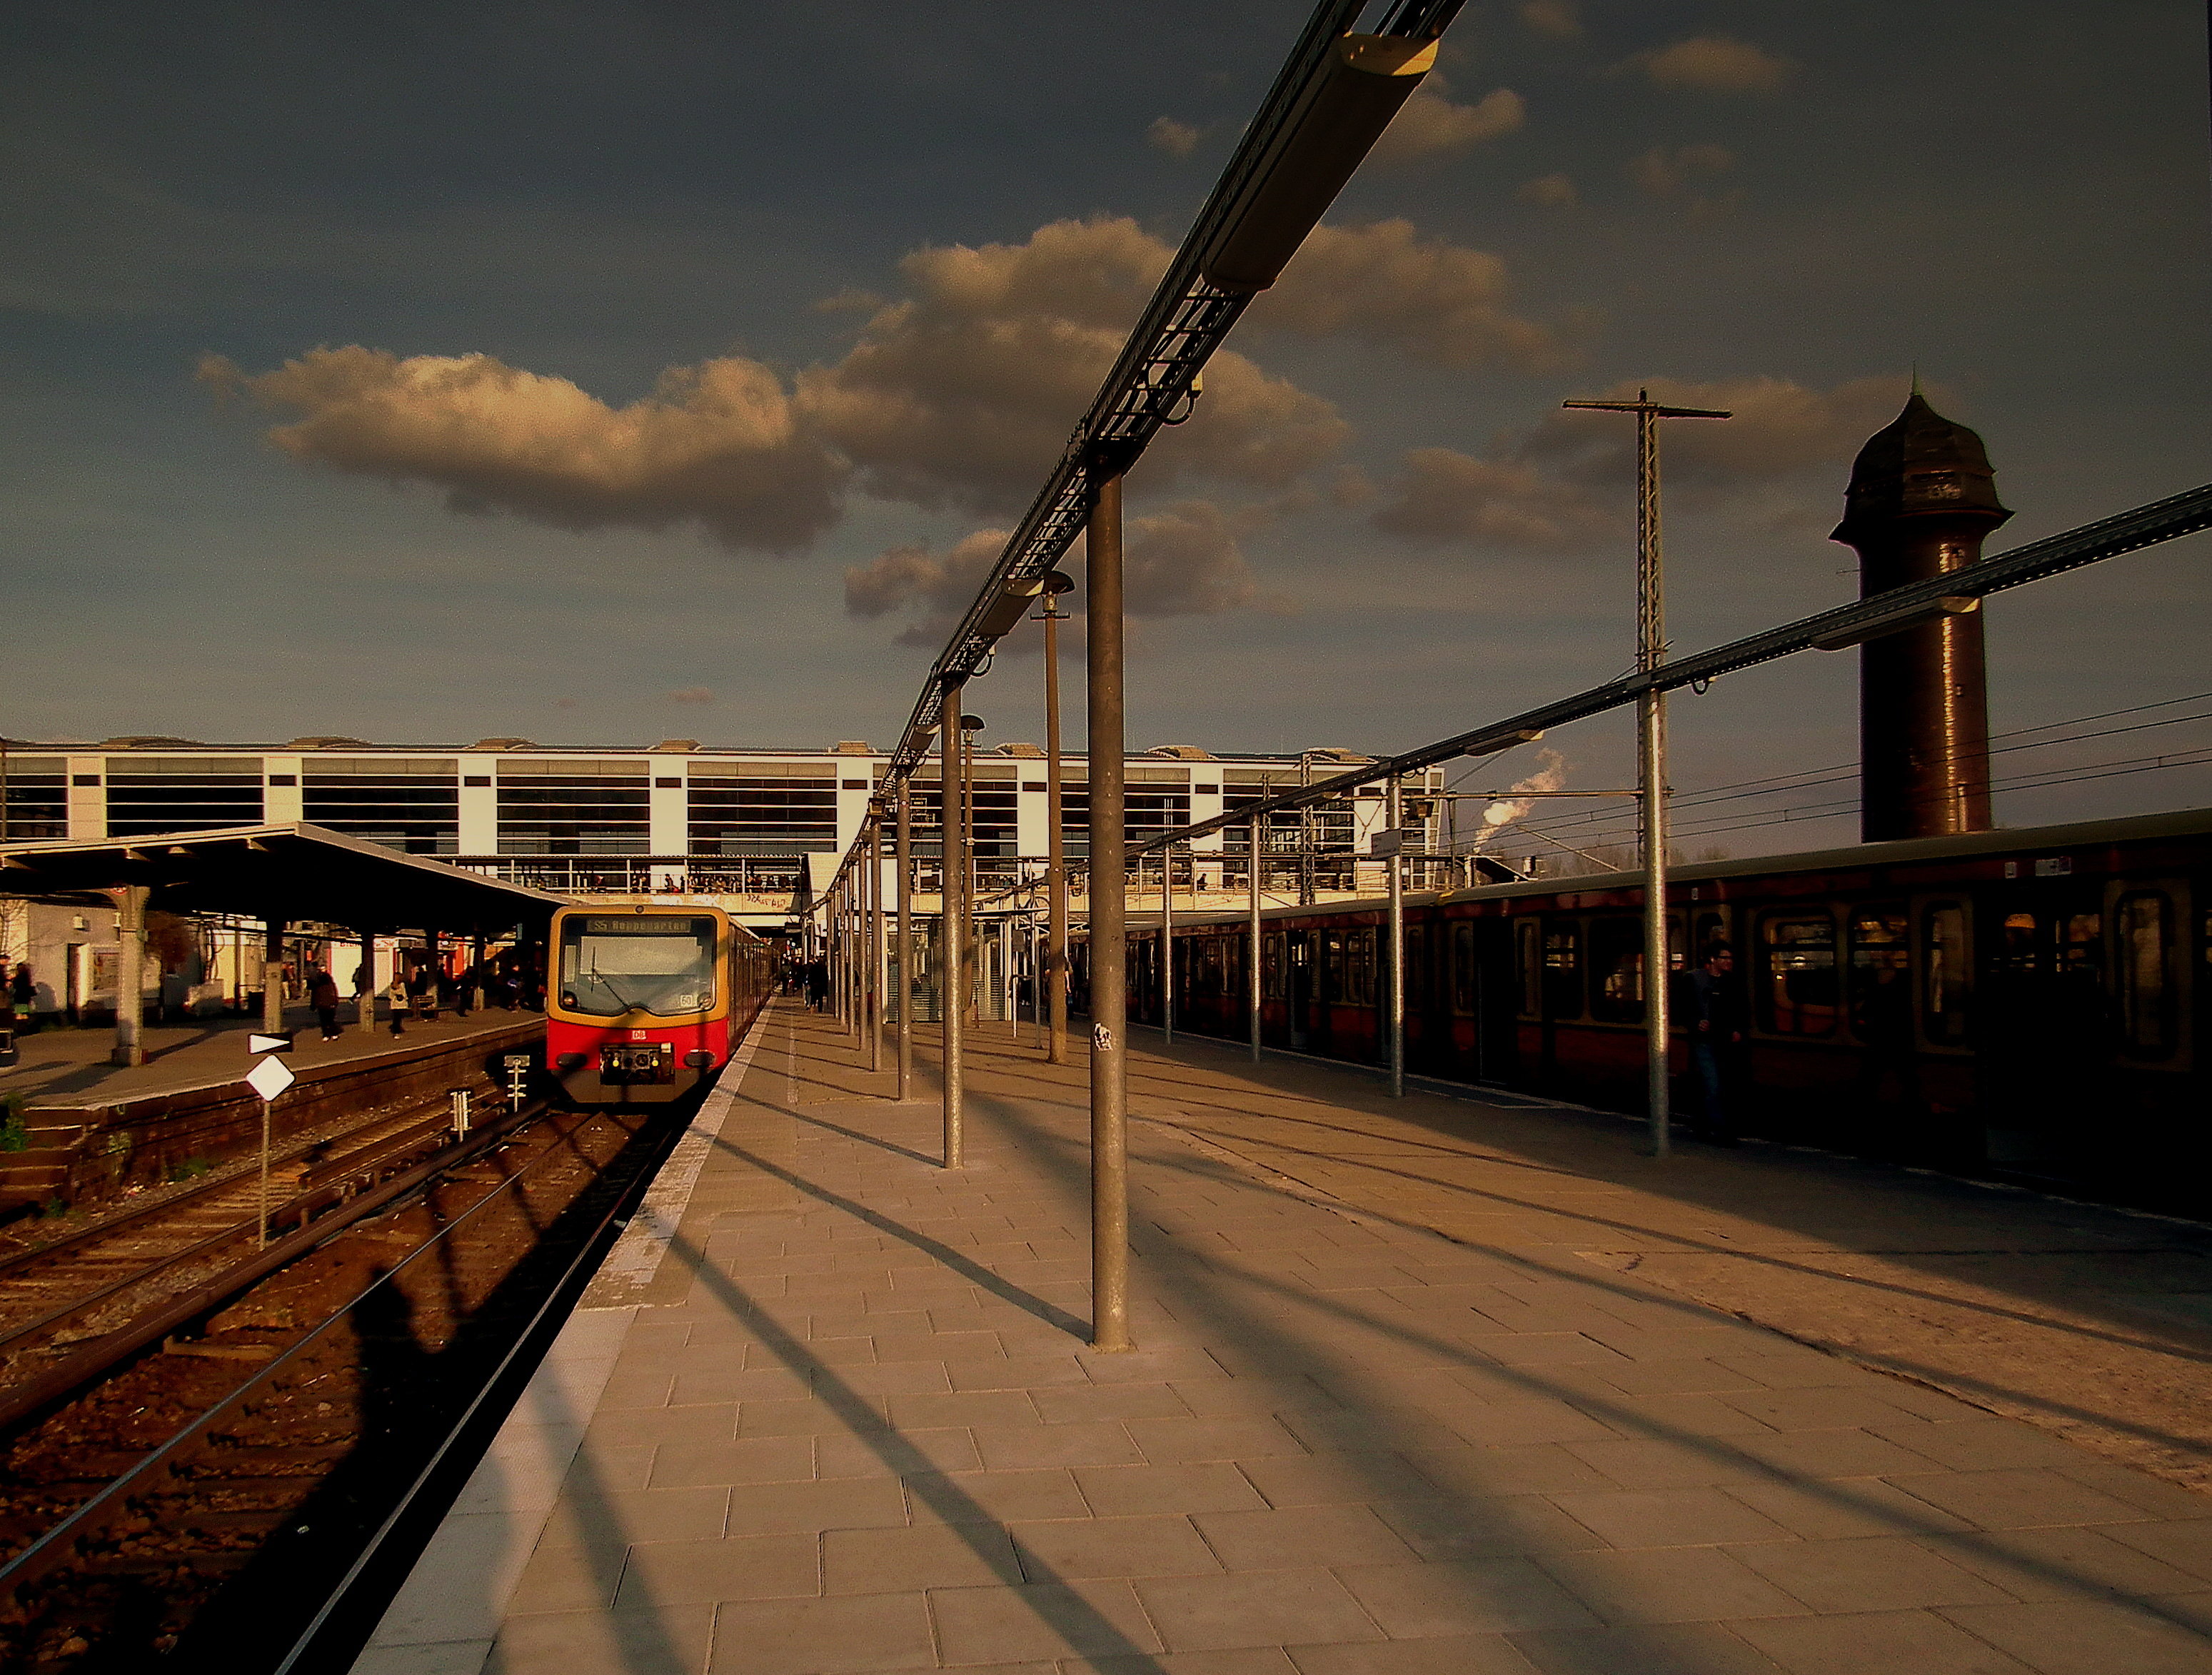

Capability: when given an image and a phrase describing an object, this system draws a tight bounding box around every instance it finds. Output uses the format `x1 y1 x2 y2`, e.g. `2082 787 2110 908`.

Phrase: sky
5 0 2208 860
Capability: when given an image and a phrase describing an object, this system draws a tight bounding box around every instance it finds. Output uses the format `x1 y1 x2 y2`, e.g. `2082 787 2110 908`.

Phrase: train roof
1137 804 2212 930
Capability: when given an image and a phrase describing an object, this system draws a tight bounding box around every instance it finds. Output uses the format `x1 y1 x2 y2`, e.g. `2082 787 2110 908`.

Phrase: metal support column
1248 815 1263 1064
867 823 883 1075
358 927 377 1036
940 680 967 1169
1086 452 1132 1352
1160 845 1173 1045
1045 588 1069 1064
1387 776 1405 1098
263 916 286 1037
896 783 913 1101
110 885 149 1067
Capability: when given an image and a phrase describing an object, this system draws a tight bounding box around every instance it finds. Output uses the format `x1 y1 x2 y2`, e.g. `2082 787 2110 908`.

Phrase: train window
1542 922 1582 1020
1263 932 1285 1000
558 915 718 1018
1516 919 1541 1017
1322 932 1345 1002
1847 904 1910 1042
1343 929 1376 1007
2063 912 2103 980
1756 913 1838 1037
1694 911 1727 967
1921 902 1971 1045
1452 921 1477 1015
2115 892 2176 1057
1403 924 1426 1012
1588 917 1644 1023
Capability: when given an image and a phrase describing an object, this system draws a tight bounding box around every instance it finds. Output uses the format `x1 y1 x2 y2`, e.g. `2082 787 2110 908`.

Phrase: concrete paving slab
355 1006 2212 1675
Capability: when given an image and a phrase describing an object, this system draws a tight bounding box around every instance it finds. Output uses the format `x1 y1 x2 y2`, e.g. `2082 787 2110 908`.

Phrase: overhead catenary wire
1503 703 2212 843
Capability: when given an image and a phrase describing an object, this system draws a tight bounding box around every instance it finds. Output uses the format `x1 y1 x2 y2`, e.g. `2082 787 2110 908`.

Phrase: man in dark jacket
1676 942 1743 1145
308 966 343 1040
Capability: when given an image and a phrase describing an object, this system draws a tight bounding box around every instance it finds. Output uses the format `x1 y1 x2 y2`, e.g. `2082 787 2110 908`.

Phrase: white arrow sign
248 1033 293 1055
245 1055 296 1102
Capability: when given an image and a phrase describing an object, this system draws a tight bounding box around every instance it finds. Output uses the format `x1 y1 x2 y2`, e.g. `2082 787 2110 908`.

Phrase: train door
1976 883 2109 1172
1451 917 1519 1085
1287 930 1315 1051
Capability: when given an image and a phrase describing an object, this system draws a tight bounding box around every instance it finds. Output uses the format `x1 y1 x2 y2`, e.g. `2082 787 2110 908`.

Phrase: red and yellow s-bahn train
546 904 773 1105
1091 806 2211 1213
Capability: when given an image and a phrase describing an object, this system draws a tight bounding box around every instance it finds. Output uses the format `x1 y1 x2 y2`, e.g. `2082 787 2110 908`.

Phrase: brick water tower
1831 389 2011 840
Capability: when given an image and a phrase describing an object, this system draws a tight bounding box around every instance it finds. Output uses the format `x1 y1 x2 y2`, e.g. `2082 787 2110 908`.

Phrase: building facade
4 737 1444 892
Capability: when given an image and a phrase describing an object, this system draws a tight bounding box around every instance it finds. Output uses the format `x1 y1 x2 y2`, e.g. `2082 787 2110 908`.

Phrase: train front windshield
558 916 718 1017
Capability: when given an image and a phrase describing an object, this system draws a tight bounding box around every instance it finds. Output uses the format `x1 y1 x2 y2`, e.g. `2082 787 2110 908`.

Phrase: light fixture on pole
1559 389 1731 1158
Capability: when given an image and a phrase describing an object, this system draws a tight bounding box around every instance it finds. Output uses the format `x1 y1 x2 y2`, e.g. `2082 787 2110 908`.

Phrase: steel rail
0 1098 488 1362
0 1095 594 1609
812 0 1464 910
0 1097 550 1440
1120 480 2212 855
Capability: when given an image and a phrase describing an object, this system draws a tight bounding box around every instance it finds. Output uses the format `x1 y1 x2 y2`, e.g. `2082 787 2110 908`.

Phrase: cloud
1633 36 1795 94
1369 87 1525 166
800 216 1346 513
206 215 1562 553
1519 1 1582 40
668 686 715 704
1252 218 1579 371
1122 501 1268 616
843 501 1270 647
198 346 846 554
843 526 1007 647
1372 448 1621 548
1629 144 1736 196
1147 117 1202 159
1372 373 1915 551
1517 173 1578 208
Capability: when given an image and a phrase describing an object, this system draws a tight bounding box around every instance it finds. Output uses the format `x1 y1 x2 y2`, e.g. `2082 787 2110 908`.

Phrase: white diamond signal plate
245 1055 296 1102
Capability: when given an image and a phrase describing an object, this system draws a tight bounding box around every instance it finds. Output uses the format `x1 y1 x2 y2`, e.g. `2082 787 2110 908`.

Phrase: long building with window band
1 736 1439 874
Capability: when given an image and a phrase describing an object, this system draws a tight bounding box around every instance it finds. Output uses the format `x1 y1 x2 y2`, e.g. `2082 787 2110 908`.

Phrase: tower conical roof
1831 389 2011 544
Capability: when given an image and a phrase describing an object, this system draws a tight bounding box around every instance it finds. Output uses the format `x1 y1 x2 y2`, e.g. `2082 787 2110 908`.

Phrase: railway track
0 1092 687 1671
0 1095 492 1385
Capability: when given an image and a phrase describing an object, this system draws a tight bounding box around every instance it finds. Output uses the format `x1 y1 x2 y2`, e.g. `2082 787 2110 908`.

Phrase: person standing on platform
1676 942 1743 1145
387 967 410 1037
10 965 34 1034
309 967 342 1040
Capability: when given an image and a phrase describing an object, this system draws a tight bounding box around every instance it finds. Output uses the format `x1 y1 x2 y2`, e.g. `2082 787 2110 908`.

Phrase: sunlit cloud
1632 35 1795 94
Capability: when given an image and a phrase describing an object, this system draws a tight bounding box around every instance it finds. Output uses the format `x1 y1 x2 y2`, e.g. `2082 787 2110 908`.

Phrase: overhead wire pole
1560 391 1731 1158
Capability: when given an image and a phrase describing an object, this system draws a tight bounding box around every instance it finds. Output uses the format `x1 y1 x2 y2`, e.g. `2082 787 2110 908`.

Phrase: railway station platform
357 1002 2212 1675
0 1002 536 1111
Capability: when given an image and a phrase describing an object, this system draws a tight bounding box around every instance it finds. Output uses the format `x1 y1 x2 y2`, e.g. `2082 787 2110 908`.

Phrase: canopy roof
0 823 564 931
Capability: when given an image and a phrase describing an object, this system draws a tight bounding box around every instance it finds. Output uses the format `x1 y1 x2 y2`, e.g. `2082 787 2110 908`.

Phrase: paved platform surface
0 1002 537 1107
357 1002 2212 1675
